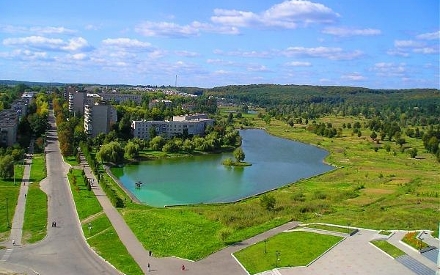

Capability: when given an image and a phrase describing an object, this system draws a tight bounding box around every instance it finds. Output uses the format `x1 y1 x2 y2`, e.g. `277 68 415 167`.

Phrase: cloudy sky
0 0 438 88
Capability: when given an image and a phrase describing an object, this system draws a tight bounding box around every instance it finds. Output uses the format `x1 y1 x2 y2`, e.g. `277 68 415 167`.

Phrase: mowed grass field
120 114 439 260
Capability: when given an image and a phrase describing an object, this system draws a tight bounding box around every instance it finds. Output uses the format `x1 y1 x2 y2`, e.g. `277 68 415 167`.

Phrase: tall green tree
0 155 14 179
233 147 245 163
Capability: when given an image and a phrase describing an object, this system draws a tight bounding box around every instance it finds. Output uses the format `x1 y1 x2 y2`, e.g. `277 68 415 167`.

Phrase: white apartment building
132 114 214 139
84 103 117 138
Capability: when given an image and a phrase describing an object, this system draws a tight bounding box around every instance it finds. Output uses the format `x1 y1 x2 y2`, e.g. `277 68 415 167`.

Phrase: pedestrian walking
147 263 150 272
181 264 185 271
12 239 15 246
149 250 152 256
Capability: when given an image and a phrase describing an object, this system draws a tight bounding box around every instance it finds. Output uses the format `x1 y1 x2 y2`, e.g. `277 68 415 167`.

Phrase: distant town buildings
0 92 34 146
84 102 117 138
149 99 172 109
132 114 214 139
100 93 142 104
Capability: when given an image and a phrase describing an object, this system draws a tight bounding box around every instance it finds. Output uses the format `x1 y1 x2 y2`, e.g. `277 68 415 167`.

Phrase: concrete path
7 143 33 248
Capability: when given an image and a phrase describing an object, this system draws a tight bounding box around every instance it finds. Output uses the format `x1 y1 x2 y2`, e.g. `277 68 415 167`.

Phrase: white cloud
102 38 152 51
30 26 76 35
135 1 339 38
213 49 273 58
372 62 406 77
135 20 239 38
70 53 88 60
247 64 270 72
389 38 439 56
175 50 200 57
416 30 440 40
394 40 423 48
341 72 366 81
135 21 201 38
0 49 51 61
212 0 339 29
322 27 381 37
62 37 91 51
0 25 76 35
283 46 363 60
3 35 91 52
285 61 312 67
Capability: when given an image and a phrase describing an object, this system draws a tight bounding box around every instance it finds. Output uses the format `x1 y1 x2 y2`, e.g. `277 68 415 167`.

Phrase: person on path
147 263 150 272
12 239 15 246
181 264 185 271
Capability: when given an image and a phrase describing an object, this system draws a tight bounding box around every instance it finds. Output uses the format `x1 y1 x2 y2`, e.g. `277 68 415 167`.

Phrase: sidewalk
5 143 34 248
79 155 153 274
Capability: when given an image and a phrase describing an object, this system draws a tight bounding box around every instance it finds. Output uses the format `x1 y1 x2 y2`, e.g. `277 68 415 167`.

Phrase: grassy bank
22 154 47 244
0 164 23 241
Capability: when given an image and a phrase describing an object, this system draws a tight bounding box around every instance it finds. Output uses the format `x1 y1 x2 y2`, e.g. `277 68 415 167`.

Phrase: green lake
114 129 334 207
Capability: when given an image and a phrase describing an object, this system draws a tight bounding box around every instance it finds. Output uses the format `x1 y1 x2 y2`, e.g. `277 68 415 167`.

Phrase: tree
260 194 276 211
0 155 14 179
124 141 140 160
150 136 166 151
96 141 124 164
233 147 245 163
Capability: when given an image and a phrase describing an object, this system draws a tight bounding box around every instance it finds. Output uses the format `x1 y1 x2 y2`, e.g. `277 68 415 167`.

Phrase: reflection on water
117 129 334 207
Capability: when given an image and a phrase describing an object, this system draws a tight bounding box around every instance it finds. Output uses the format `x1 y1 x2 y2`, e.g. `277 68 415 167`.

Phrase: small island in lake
222 147 252 167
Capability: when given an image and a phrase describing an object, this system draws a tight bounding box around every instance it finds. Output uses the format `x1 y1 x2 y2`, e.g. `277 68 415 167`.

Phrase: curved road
2 111 120 275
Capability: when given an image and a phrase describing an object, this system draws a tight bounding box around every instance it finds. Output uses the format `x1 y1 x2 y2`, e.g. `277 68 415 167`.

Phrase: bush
260 194 276 211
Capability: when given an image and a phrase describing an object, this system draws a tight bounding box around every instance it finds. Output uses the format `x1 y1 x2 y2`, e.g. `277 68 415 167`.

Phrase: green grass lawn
22 154 47 244
121 206 225 260
234 231 342 274
371 240 405 258
69 168 143 275
0 164 22 241
68 169 102 220
82 214 143 275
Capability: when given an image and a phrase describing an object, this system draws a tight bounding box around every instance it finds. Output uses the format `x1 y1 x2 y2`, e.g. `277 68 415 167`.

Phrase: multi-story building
0 109 19 146
84 102 117 138
68 90 87 115
131 114 214 140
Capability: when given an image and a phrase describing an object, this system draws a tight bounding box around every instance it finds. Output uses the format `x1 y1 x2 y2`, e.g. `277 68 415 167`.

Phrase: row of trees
96 127 241 164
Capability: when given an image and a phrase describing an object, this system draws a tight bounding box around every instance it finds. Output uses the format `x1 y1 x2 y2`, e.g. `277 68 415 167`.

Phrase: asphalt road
3 111 120 275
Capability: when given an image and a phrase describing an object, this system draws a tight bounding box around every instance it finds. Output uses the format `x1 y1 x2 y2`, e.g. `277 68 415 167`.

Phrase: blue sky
0 0 438 88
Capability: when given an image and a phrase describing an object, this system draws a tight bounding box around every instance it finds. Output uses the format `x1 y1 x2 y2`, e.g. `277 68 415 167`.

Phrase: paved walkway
4 142 34 248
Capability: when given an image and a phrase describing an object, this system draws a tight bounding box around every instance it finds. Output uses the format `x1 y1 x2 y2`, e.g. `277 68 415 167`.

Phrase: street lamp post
275 250 280 267
264 239 267 254
6 198 9 228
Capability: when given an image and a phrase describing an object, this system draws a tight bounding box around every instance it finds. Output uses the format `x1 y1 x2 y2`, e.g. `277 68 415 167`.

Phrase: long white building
132 114 214 139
